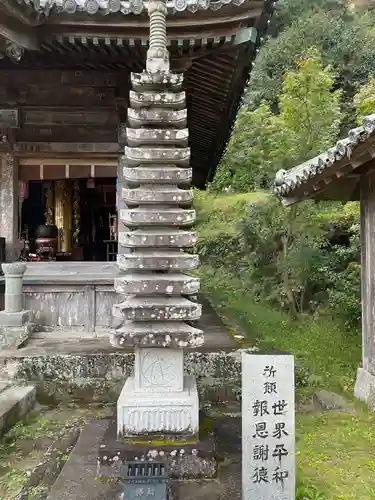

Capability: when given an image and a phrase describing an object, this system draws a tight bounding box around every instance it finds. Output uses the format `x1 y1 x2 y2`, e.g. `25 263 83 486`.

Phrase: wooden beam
19 158 117 167
13 142 121 155
0 13 39 50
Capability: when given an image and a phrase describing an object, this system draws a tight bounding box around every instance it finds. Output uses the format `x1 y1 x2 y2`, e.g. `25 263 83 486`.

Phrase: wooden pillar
117 124 129 256
0 153 18 261
355 170 375 407
54 180 72 252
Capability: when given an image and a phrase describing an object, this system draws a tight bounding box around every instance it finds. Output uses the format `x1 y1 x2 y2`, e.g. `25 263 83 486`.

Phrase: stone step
0 385 36 436
119 229 197 248
111 321 204 349
117 251 199 271
122 186 193 205
119 208 196 227
114 273 200 295
123 166 192 185
127 108 187 129
112 296 202 321
129 90 186 109
124 145 190 165
131 71 183 92
126 127 189 147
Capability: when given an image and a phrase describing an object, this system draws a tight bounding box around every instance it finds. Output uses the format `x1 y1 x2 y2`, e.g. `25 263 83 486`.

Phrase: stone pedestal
0 262 33 349
117 374 199 436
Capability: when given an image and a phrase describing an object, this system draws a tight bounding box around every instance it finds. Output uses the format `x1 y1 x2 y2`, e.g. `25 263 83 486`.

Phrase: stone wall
0 349 242 404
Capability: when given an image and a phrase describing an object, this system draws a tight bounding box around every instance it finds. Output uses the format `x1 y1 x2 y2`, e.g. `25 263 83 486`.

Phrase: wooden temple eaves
273 114 375 205
0 0 276 187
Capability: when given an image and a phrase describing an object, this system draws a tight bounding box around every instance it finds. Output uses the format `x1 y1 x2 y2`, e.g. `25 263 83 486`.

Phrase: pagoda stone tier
98 68 216 479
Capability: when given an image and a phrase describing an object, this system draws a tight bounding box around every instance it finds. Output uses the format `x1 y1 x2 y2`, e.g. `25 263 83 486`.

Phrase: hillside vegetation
195 2 375 497
196 191 371 500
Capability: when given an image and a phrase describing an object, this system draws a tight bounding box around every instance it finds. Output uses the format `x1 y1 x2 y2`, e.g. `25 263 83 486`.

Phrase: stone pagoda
99 0 214 479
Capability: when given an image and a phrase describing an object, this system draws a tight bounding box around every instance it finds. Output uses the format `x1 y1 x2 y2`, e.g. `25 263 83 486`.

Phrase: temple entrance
18 157 118 262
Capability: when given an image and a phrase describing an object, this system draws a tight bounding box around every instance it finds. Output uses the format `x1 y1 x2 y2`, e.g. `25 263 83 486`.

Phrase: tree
353 75 375 117
270 0 347 38
278 49 342 165
212 50 342 192
210 103 280 192
247 9 375 113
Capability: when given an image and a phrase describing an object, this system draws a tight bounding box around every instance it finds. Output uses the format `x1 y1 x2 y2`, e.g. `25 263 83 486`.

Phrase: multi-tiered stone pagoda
99 0 214 478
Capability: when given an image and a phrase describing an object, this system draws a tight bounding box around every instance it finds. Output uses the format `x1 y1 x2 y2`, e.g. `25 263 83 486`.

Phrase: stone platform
0 299 241 405
46 412 241 500
98 412 217 479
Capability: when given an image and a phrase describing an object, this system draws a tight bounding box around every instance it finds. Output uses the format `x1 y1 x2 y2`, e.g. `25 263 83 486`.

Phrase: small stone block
122 481 167 500
119 208 196 227
0 310 31 327
119 229 197 249
131 71 184 92
126 127 188 147
117 251 200 272
129 89 186 109
112 296 202 321
0 385 36 435
122 186 193 205
124 146 190 165
123 165 192 185
114 273 200 295
0 322 34 349
313 390 354 413
110 321 203 349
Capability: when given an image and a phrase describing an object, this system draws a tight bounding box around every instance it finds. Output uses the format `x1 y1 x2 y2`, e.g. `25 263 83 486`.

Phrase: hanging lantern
87 178 95 189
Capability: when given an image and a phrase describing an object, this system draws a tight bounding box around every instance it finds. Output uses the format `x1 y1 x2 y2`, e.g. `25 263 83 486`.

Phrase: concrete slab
0 297 236 355
0 299 240 404
47 414 241 500
0 385 36 435
47 420 120 500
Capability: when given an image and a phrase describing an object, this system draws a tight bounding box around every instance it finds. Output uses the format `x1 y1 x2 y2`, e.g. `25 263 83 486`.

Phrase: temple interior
19 175 118 262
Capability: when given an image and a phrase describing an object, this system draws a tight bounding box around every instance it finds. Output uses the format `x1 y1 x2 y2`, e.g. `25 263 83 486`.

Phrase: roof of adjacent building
273 113 375 204
21 0 250 16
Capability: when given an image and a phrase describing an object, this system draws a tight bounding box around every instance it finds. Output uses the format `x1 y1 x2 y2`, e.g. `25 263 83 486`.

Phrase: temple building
0 0 274 263
0 0 275 336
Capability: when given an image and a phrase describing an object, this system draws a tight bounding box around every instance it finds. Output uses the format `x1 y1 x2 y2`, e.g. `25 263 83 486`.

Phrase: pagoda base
98 415 217 479
117 374 199 437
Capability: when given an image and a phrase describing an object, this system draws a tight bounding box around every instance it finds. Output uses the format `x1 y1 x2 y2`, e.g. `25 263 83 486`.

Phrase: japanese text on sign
242 353 295 500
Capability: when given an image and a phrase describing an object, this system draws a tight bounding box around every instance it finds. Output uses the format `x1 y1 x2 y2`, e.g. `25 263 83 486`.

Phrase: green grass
197 191 371 500
297 411 375 499
194 189 268 238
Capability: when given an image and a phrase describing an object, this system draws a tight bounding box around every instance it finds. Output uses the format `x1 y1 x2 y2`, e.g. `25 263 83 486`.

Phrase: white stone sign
242 352 295 500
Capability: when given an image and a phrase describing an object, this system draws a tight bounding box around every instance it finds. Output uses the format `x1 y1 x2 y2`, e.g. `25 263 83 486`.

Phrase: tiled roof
21 0 248 15
273 113 375 198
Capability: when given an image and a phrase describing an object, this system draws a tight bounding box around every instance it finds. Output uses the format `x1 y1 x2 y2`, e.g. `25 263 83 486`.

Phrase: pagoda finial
146 0 169 73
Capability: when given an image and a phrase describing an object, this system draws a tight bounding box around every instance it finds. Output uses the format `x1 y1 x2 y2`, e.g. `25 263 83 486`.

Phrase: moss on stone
199 417 214 436
126 438 198 446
